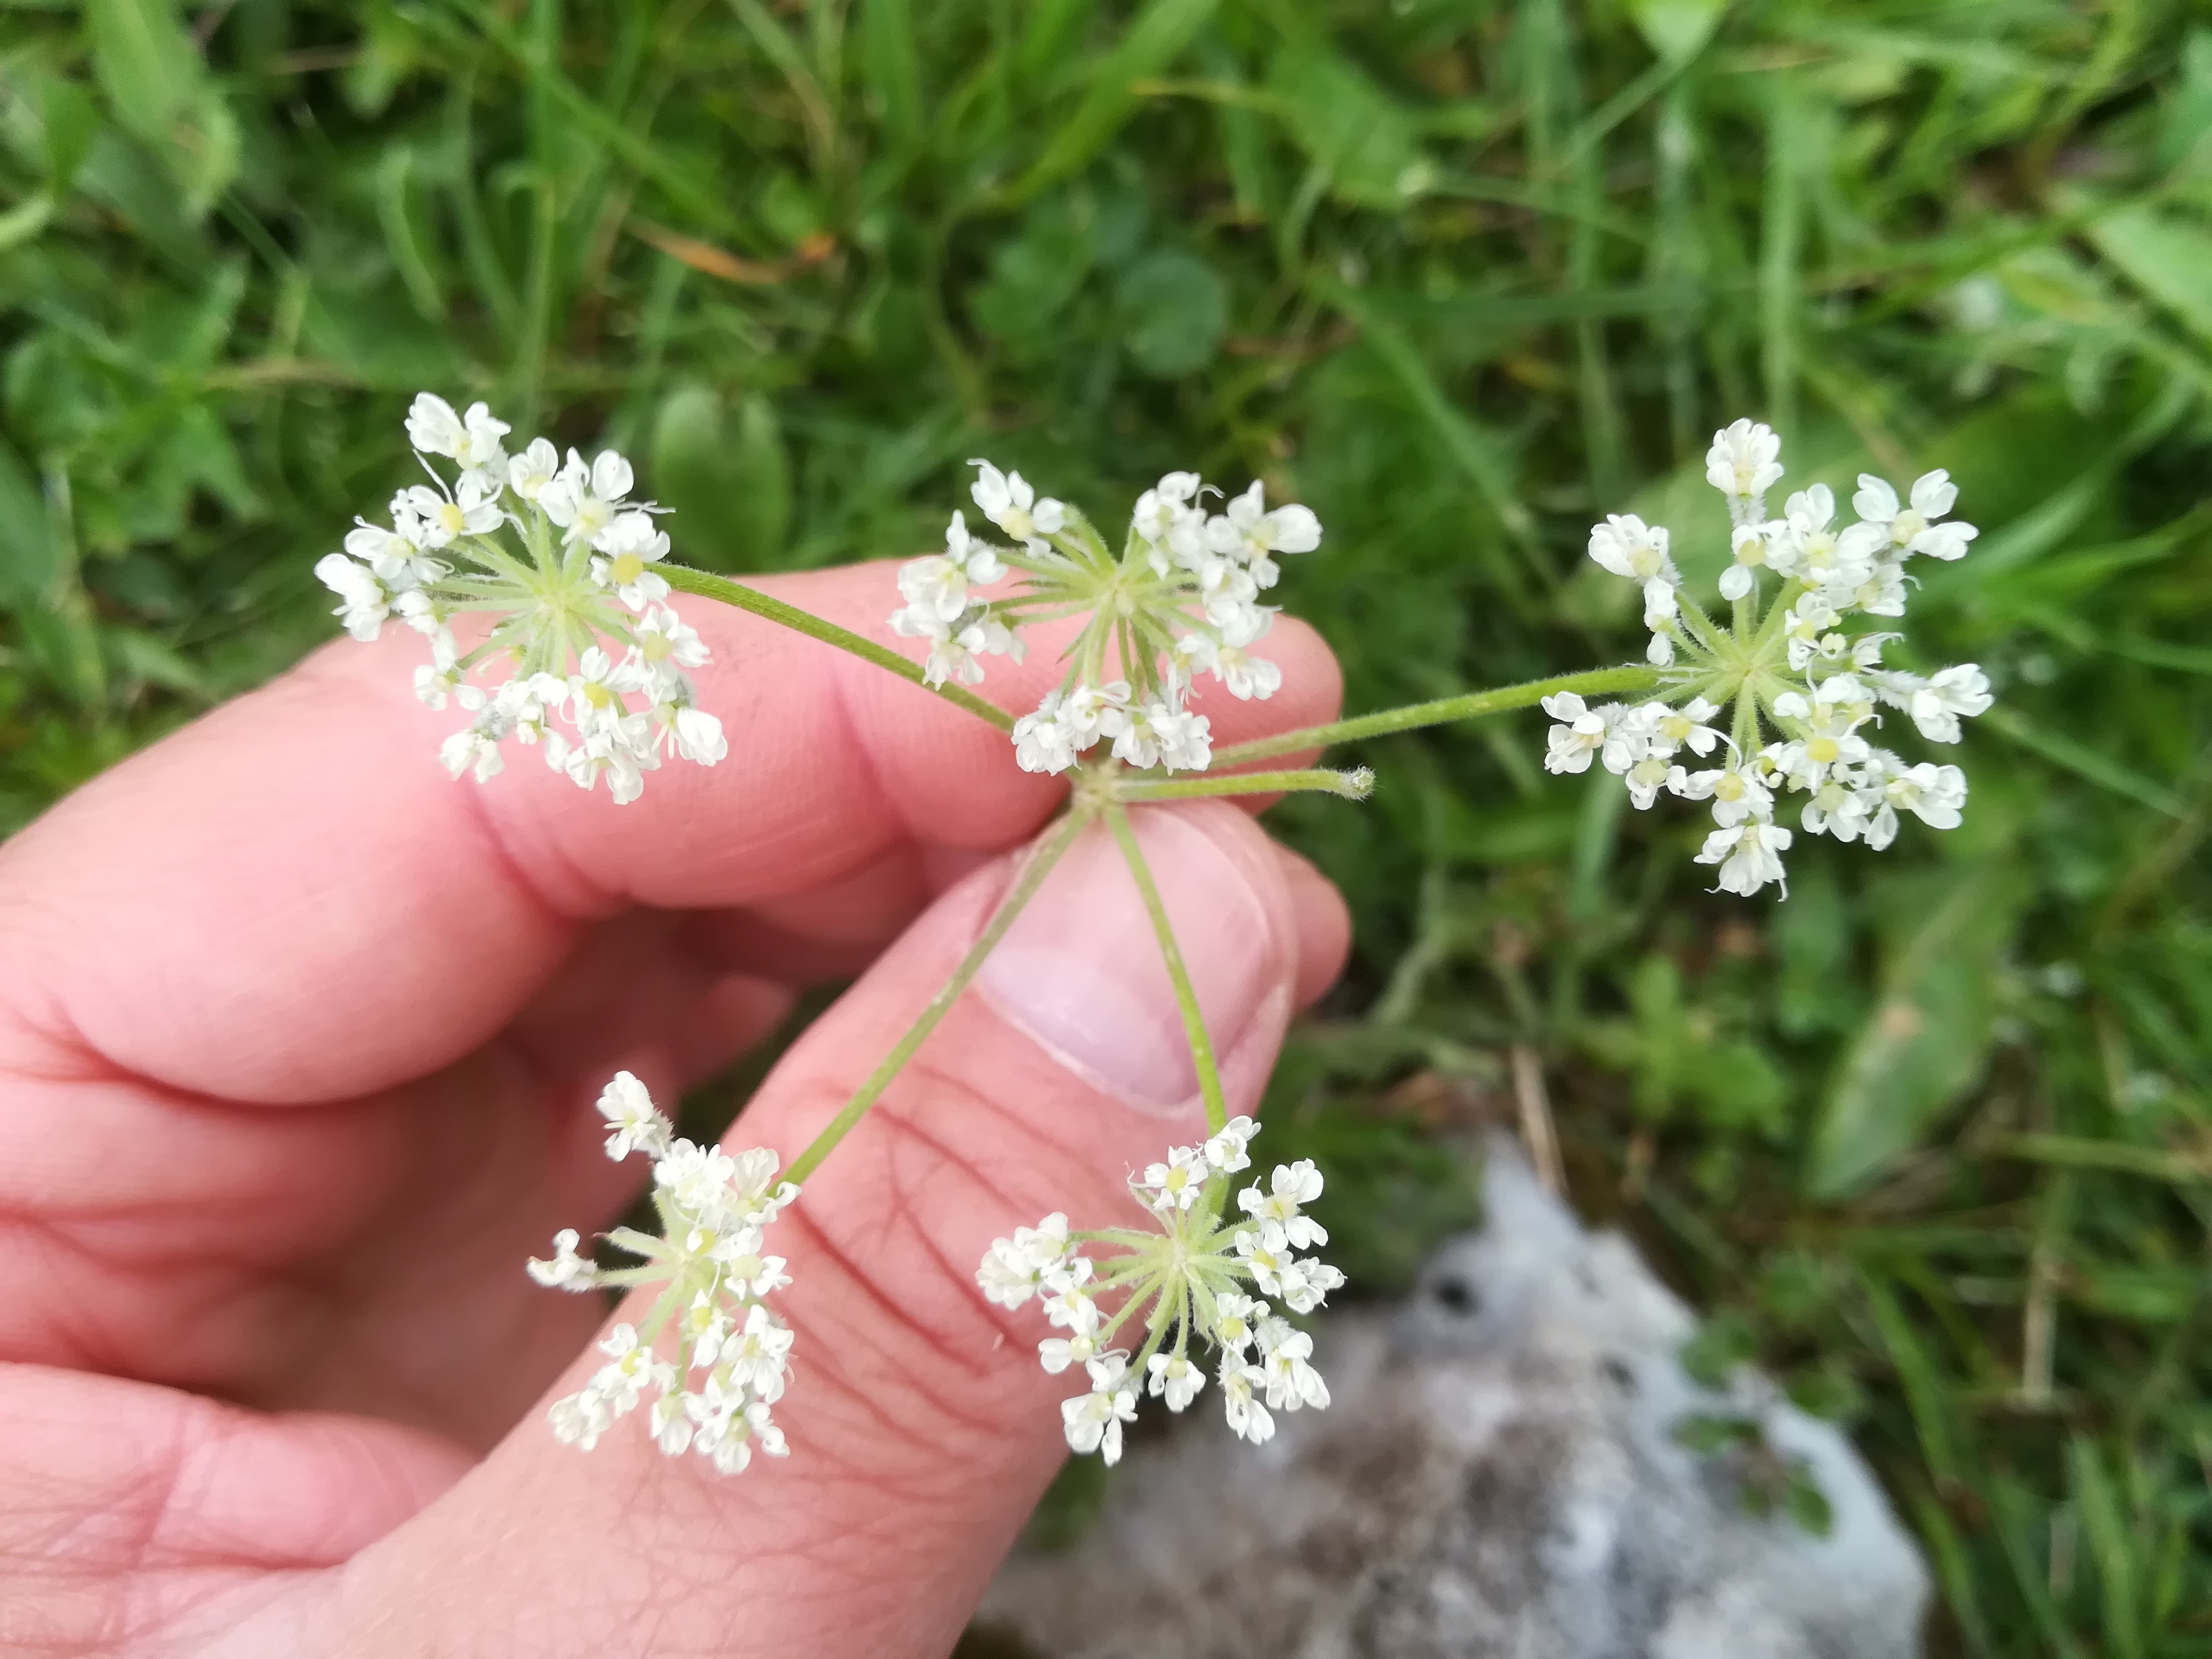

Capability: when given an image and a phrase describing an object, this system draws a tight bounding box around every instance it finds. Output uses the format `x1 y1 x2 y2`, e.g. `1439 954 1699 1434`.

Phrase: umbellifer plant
316 396 1991 1476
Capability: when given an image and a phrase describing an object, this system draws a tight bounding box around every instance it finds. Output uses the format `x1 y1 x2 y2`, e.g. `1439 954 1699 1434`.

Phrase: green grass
6 0 2212 1648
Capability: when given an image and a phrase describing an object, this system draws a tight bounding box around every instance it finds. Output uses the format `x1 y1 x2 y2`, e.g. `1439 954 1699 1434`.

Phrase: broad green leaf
0 192 53 253
1268 44 1436 209
1856 1271 1959 1484
1115 249 1226 378
971 203 1097 347
38 73 98 189
0 438 57 604
1806 865 2022 1198
1628 0 1729 65
85 0 202 145
2089 205 2212 346
1772 861 1855 1036
343 3 427 120
1009 0 1219 201
2070 1438 2144 1659
82 0 234 216
15 601 108 710
651 387 790 572
858 0 923 155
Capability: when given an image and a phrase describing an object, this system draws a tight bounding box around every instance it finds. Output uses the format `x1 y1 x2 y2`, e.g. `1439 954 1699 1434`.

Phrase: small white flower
1179 606 1282 701
1062 1356 1139 1464
549 1390 613 1450
1011 690 1080 774
1586 514 1679 585
1907 664 1992 743
1668 758 1775 828
1705 419 1784 524
644 673 728 765
1140 1145 1211 1213
439 720 507 784
1854 470 1978 561
978 1212 1072 1308
1040 1259 1100 1333
1206 480 1321 584
1211 1292 1268 1355
1881 758 1968 829
1238 1160 1328 1249
1219 1357 1275 1445
649 1389 695 1457
1774 483 1884 594
688 1381 784 1476
897 514 1000 624
635 606 710 673
527 1227 598 1289
506 437 561 502
1235 1224 1338 1311
401 479 504 549
1695 820 1794 897
1281 1258 1345 1315
1649 697 1724 759
1039 1330 1100 1374
969 459 1067 549
1109 698 1212 772
1061 680 1131 750
1801 774 1877 843
596 1071 673 1161
413 663 485 712
1203 1115 1258 1173
407 393 510 489
592 511 673 611
1147 1351 1207 1412
314 552 393 641
1719 522 1769 601
723 1303 795 1402
543 449 639 550
1541 692 1615 775
1132 471 1202 546
1256 1318 1331 1412
590 1323 659 1415
346 517 444 589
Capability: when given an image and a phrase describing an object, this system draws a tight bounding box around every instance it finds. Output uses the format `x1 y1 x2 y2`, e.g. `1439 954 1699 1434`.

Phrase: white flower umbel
888 463 1323 776
314 395 724 804
527 1072 800 1476
1541 420 1992 898
976 1117 1341 1465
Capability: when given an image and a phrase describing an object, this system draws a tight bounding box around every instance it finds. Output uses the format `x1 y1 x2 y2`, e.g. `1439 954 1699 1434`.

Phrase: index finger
0 563 1341 1105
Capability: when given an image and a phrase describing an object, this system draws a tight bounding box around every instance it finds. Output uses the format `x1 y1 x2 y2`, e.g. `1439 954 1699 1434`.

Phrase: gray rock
980 1142 1929 1659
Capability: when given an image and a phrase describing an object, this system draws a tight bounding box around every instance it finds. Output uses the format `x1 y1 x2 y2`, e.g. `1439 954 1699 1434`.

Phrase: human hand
0 564 1348 1657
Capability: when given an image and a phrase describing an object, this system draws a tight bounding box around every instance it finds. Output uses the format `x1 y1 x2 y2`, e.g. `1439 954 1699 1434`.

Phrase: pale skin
0 563 1349 1657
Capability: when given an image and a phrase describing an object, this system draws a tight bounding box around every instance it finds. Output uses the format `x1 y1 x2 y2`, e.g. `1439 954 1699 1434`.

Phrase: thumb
331 801 1345 1657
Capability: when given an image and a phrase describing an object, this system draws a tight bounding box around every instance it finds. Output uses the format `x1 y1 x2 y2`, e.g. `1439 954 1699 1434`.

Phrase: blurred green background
4 0 2212 1649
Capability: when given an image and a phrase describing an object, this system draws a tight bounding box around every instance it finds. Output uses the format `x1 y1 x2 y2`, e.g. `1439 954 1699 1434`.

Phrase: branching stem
1114 767 1373 803
663 564 1015 732
1209 664 1664 767
784 805 1093 1181
1104 802 1230 1137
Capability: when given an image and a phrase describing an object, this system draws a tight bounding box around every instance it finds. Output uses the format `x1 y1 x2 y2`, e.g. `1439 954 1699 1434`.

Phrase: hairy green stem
1105 802 1230 1136
1114 767 1374 803
1209 664 1664 767
784 806 1092 1182
662 564 1016 732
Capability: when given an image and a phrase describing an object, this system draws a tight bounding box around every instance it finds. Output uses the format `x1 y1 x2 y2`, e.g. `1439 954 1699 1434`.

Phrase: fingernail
976 808 1279 1112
